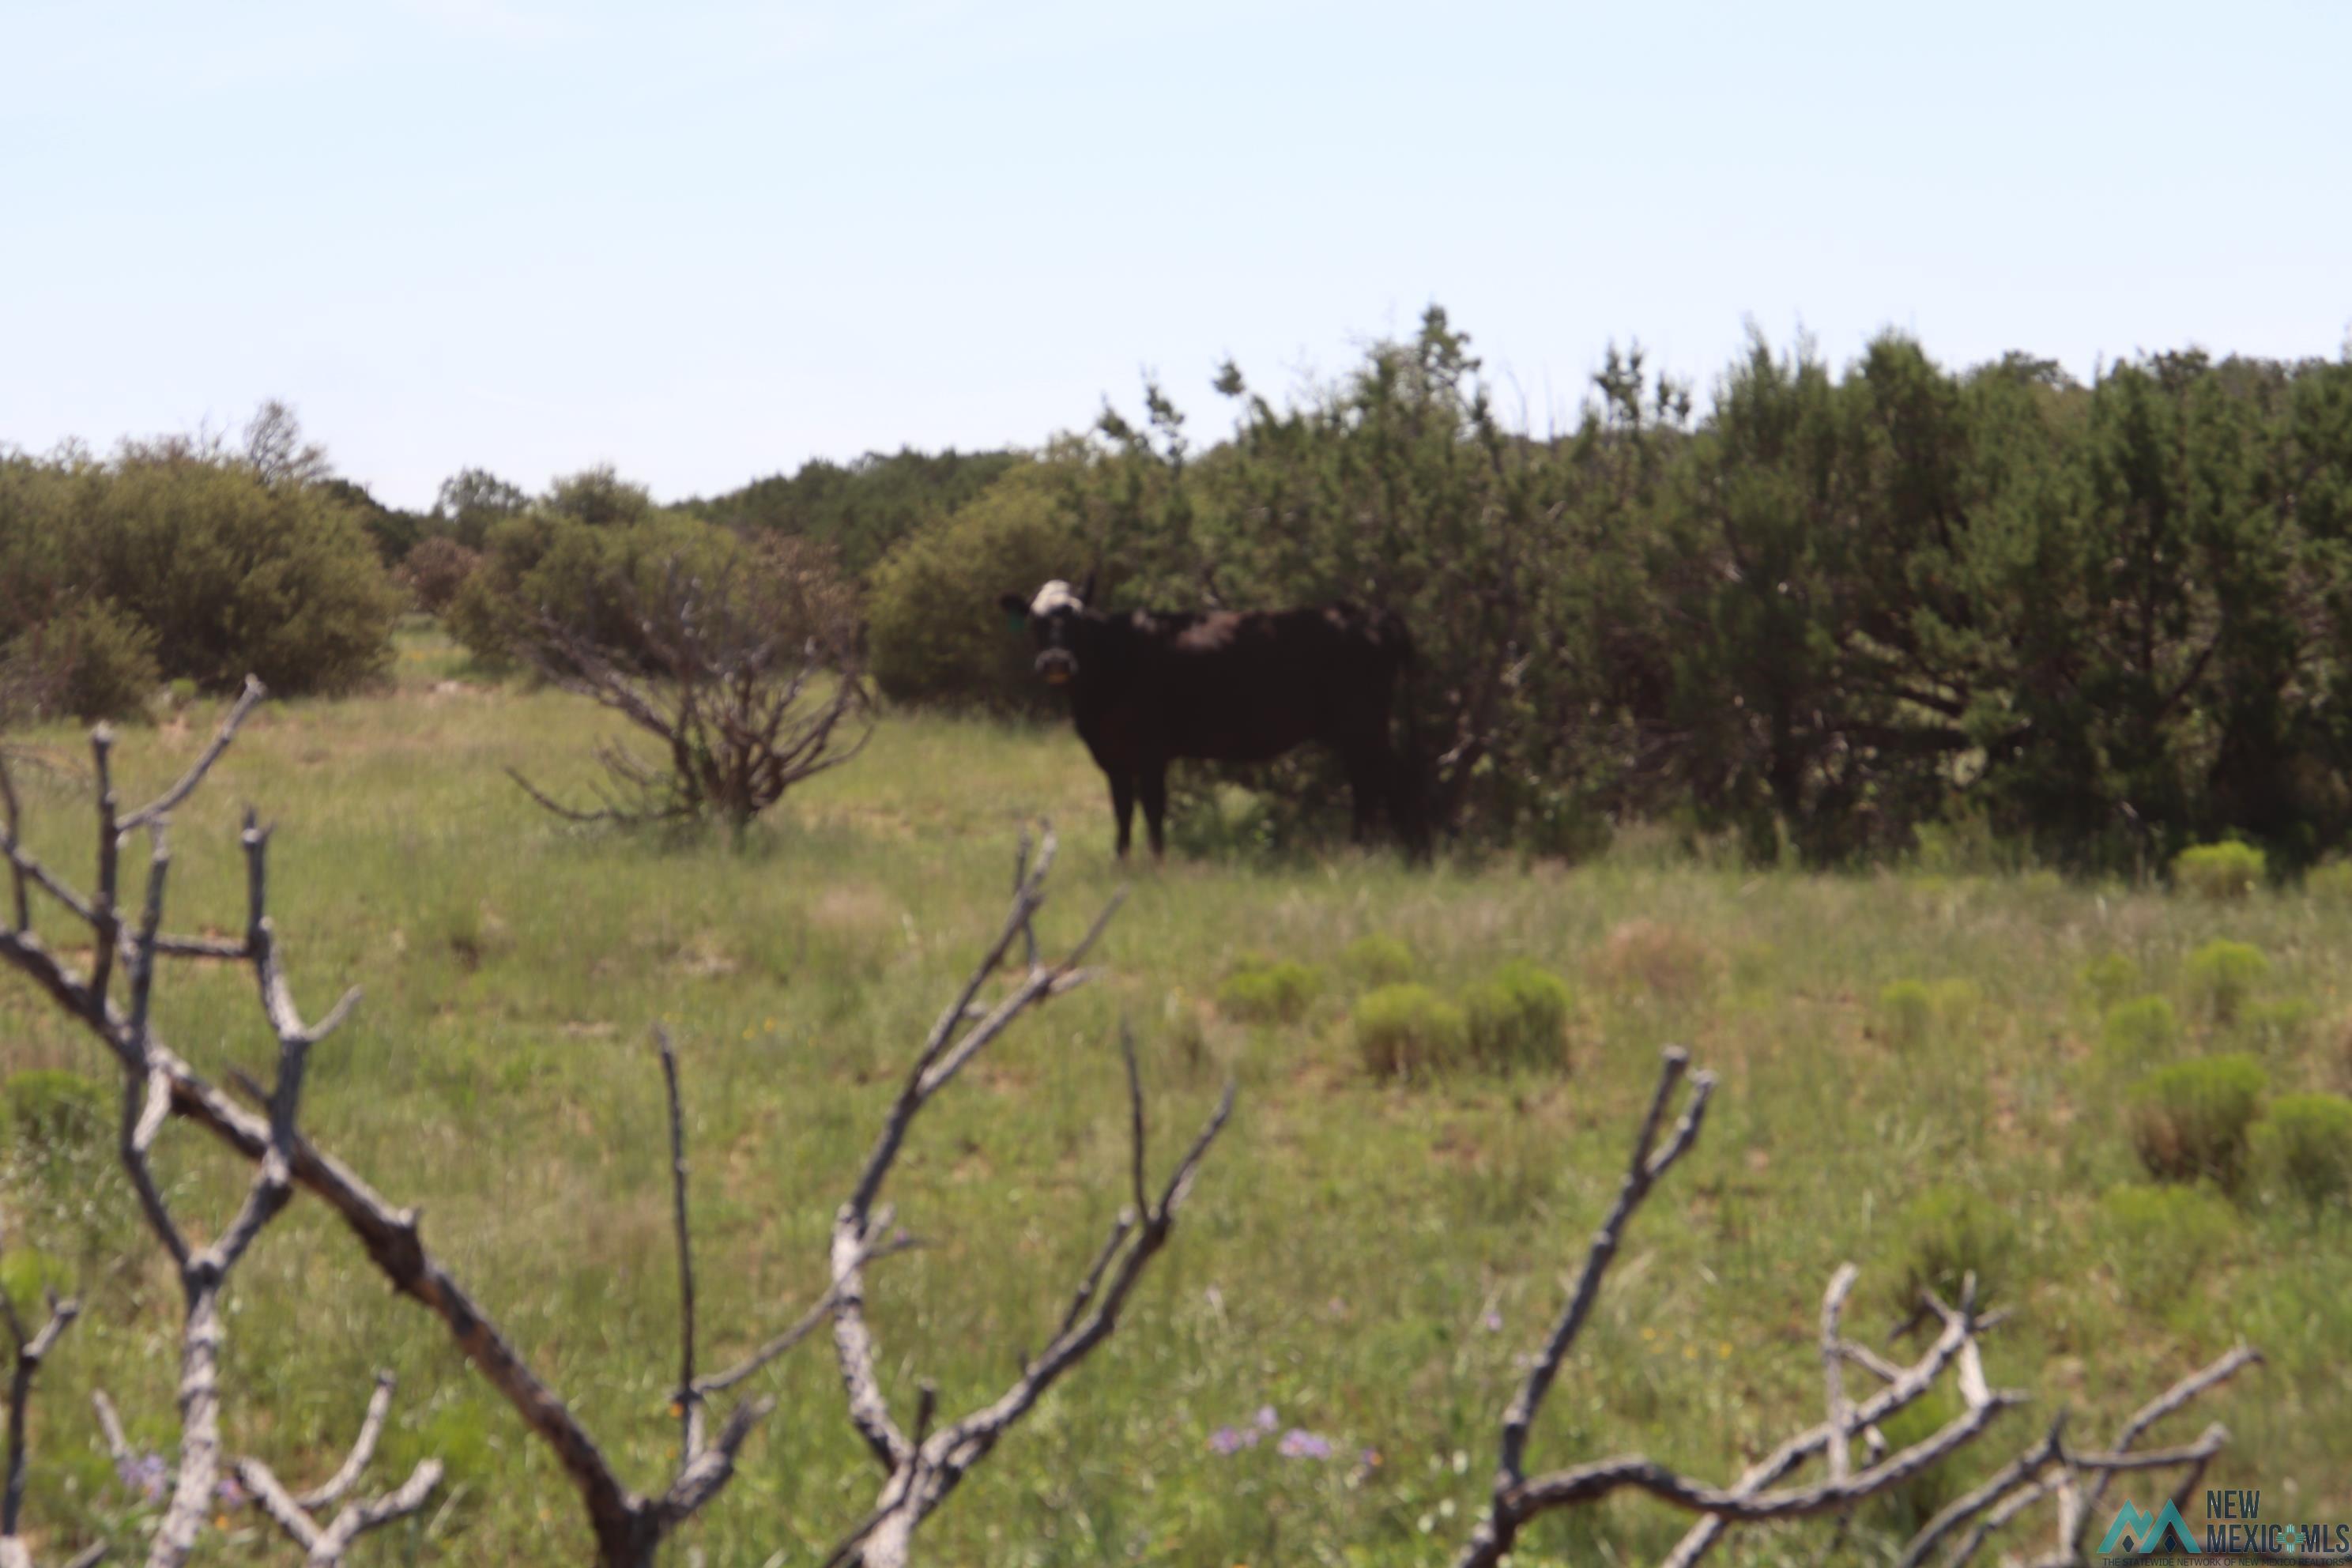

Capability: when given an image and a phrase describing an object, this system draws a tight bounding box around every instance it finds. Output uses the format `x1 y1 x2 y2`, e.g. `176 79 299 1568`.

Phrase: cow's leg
1138 762 1169 863
1108 771 1136 859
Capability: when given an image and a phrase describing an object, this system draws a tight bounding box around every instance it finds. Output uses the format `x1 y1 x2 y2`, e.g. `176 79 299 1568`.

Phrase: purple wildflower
1277 1428 1333 1461
115 1449 169 1503
216 1474 247 1507
1253 1404 1279 1432
1208 1425 1259 1455
1483 1309 1503 1332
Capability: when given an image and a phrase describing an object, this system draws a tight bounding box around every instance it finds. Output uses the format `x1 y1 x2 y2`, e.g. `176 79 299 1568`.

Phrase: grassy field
3 626 2347 1565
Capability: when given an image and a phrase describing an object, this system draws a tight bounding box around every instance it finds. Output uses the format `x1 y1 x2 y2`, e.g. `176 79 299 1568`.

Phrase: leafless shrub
0 684 1226 1566
396 537 482 616
1454 1046 2272 1568
508 536 873 831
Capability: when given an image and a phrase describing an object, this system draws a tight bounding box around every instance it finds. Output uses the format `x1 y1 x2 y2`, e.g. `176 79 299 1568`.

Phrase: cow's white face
1028 579 1084 617
997 576 1095 686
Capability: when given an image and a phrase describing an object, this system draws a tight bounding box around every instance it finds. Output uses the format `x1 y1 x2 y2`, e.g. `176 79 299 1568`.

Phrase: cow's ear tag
1003 610 1027 635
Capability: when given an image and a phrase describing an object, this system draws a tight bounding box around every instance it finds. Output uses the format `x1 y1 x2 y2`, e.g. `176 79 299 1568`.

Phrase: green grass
3 635 2349 1565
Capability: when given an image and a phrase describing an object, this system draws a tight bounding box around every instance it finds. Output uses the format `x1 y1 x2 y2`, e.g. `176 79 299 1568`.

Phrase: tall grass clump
1884 1185 2018 1310
2250 1092 2352 1210
1460 959 1572 1072
1217 956 1322 1023
1353 984 1467 1080
2171 842 2265 900
2096 1184 2239 1314
2 1068 109 1156
2128 1055 2268 1188
2185 939 2270 1023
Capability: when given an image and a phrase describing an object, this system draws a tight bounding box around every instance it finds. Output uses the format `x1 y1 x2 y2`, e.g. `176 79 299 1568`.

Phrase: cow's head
997 573 1095 686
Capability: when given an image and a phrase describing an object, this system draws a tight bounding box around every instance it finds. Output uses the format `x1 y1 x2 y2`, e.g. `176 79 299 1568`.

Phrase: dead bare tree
231 1374 442 1566
1453 1046 2283 1568
0 685 1228 1566
2 1223 104 1568
824 831 1234 1567
0 683 816 1566
507 539 874 831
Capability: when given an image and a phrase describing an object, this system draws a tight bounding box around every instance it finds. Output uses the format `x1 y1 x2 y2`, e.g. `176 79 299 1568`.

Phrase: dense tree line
864 314 2352 873
9 324 2350 872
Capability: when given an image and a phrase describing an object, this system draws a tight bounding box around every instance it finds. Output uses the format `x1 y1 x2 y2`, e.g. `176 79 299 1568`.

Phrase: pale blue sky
4 1 2346 510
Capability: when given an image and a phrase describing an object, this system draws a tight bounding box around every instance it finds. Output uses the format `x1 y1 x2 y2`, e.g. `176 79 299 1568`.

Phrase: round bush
2 1068 109 1156
1886 1184 2017 1310
865 462 1081 710
1216 958 1321 1024
2128 1054 2268 1188
2185 939 2269 1023
2250 1092 2352 1209
2170 842 2265 900
1461 959 1572 1072
1353 984 1468 1079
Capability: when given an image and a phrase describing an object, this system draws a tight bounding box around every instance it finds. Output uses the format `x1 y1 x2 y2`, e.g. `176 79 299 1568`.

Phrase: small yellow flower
1683 1344 1699 1362
1718 1340 1733 1360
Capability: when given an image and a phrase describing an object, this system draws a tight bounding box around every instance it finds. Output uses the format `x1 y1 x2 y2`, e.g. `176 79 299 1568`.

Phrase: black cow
997 575 1428 860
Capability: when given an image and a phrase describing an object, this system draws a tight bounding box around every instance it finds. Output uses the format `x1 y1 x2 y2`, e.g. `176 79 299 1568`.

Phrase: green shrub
2095 1184 2238 1312
1886 1185 2017 1310
2 1069 109 1156
2100 997 2183 1074
1876 979 1936 1050
2185 939 2269 1023
77 450 401 694
1460 959 1573 1072
2128 1054 2268 1188
2251 1092 2352 1209
1353 984 1468 1079
866 460 1083 710
2170 842 2265 900
11 598 160 721
2079 952 2139 1009
1340 933 1417 987
1216 957 1321 1023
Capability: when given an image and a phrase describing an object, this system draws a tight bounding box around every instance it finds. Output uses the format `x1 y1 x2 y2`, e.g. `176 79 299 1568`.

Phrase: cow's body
999 580 1427 860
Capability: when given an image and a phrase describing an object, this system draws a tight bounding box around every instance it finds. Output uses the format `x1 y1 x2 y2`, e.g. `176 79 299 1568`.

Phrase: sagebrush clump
1216 957 1321 1023
2250 1091 2352 1209
1353 984 1467 1078
1460 959 1572 1072
2100 996 2184 1074
2128 1054 2269 1188
2185 939 2270 1023
2171 842 2265 900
